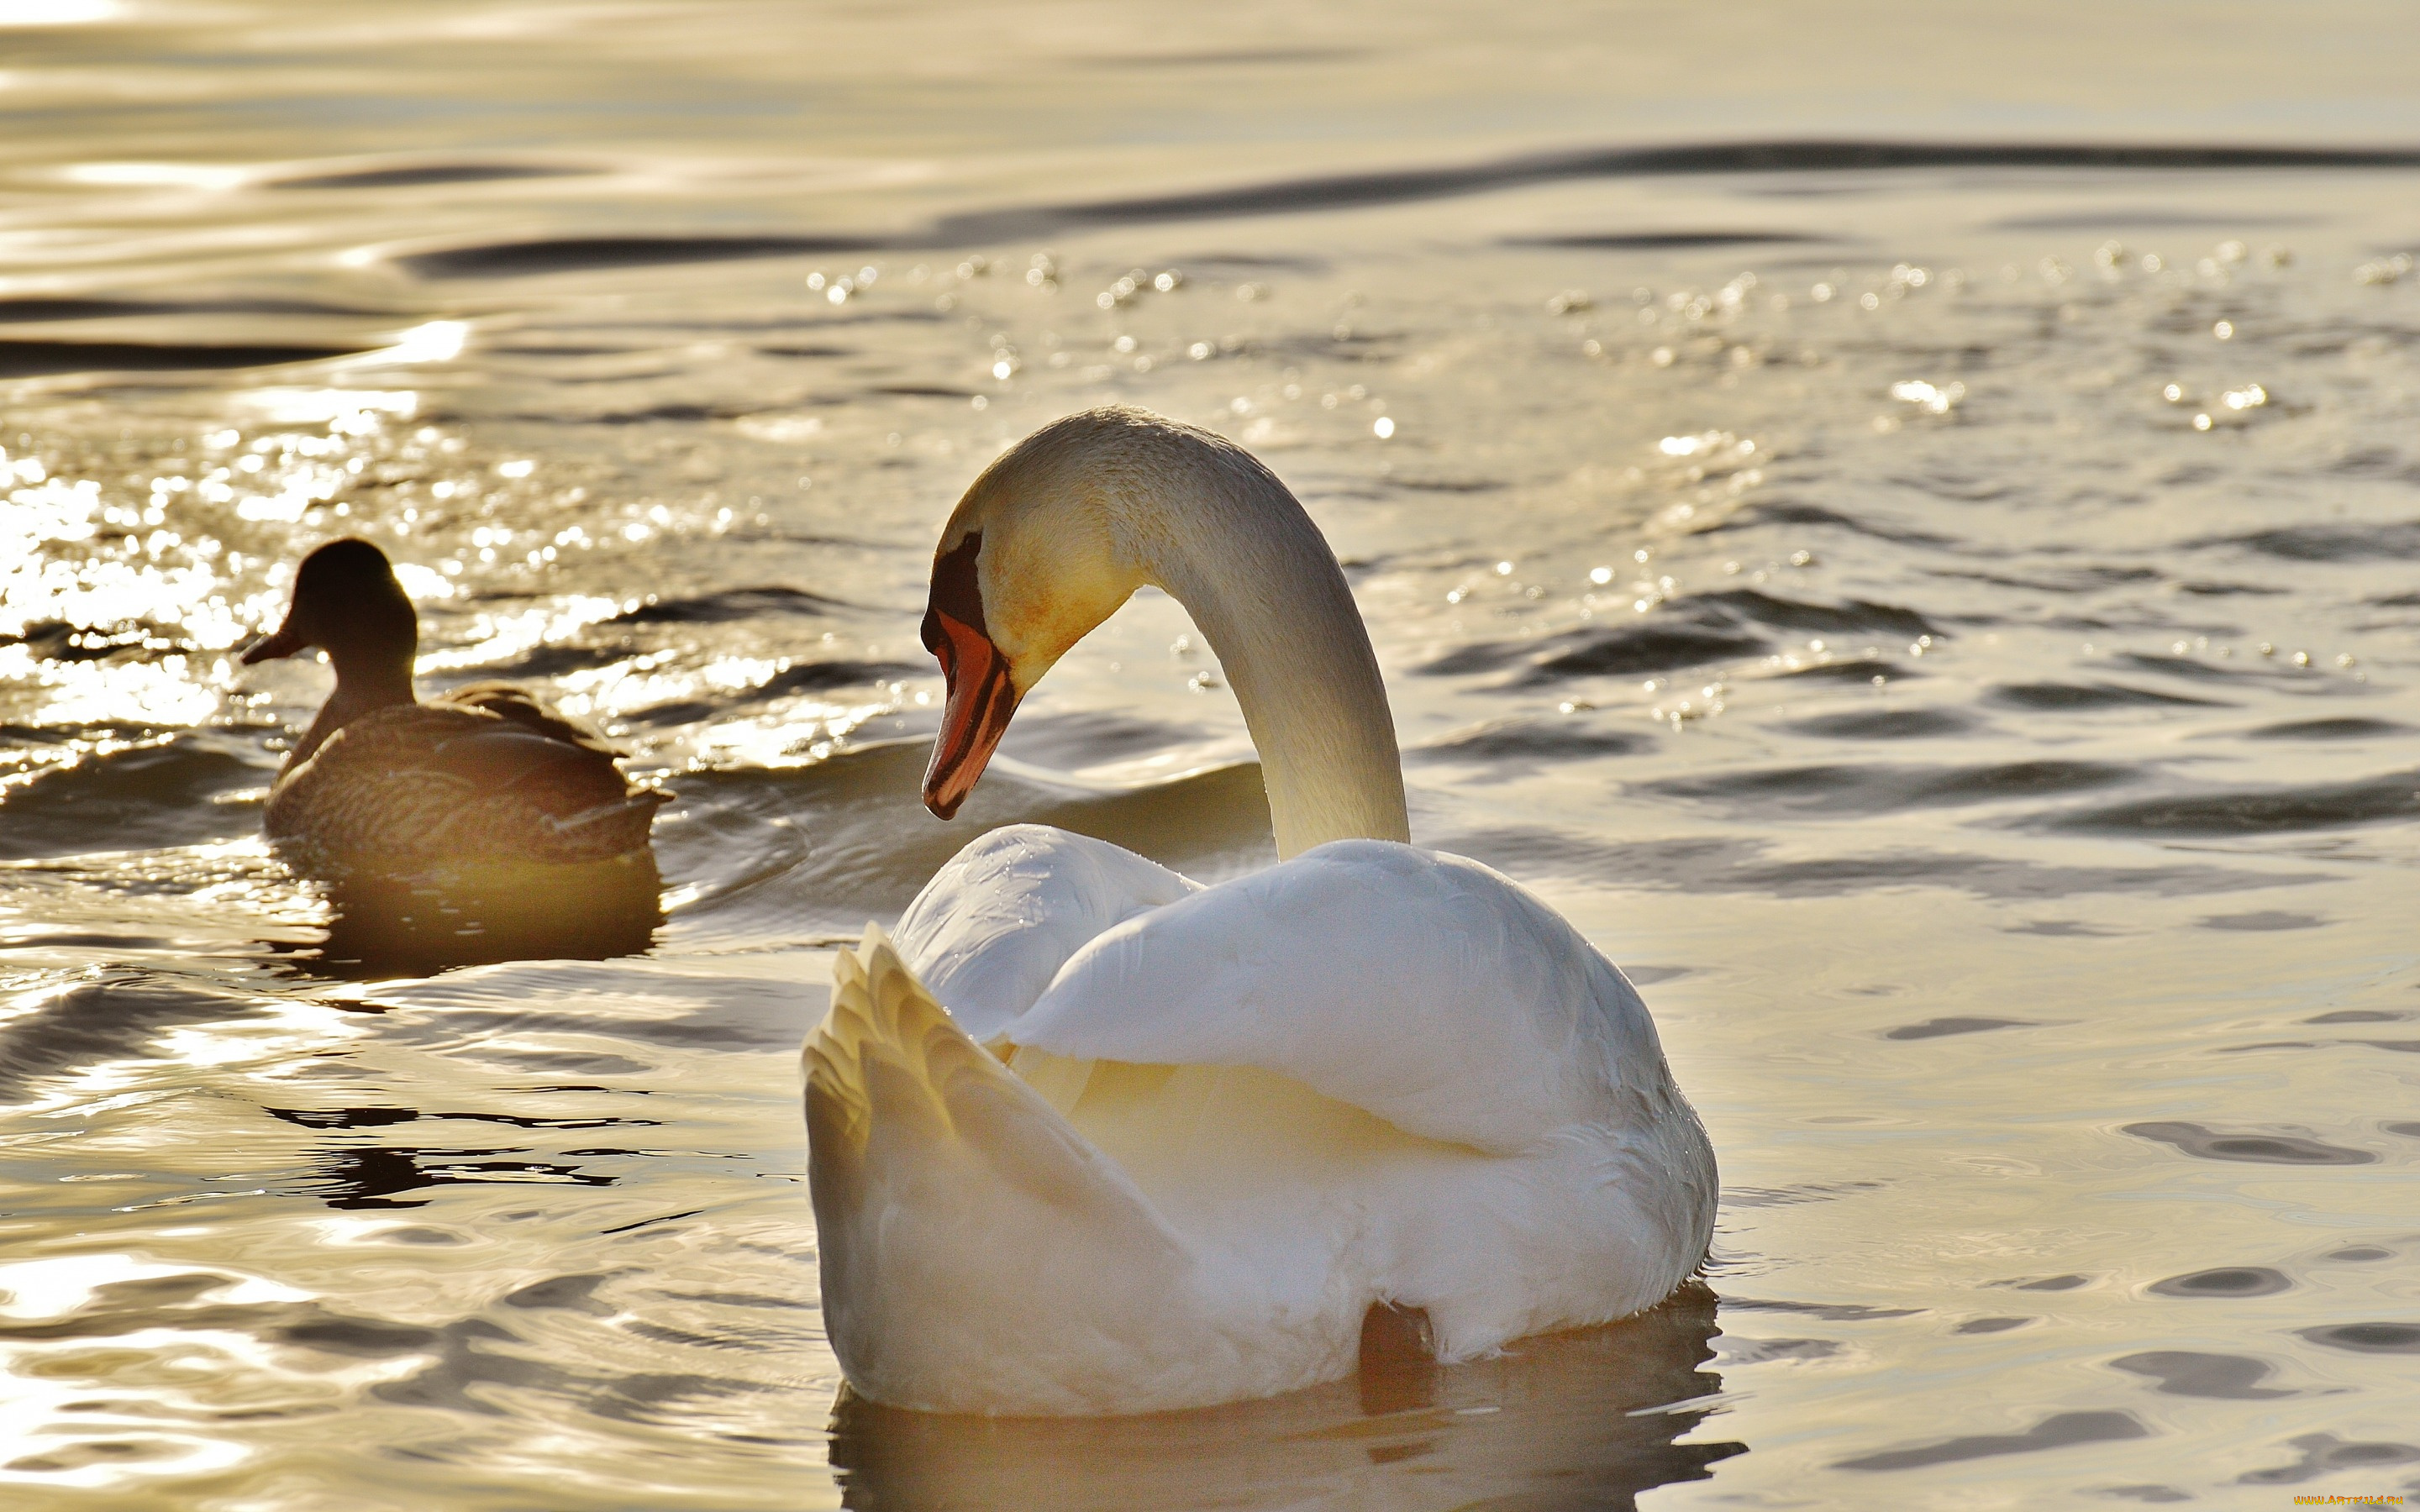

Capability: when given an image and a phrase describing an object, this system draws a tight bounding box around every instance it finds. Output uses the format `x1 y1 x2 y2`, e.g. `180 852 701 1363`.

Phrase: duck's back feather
438 680 625 759
266 698 660 870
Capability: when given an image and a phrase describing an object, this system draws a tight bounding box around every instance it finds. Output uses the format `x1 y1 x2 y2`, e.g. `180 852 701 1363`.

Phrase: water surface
4 3 2419 1507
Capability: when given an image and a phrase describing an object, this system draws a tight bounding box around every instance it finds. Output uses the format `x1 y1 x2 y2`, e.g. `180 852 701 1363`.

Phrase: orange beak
921 603 1018 819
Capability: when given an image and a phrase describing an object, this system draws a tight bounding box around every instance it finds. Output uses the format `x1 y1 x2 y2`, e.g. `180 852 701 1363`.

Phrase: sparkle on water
3 1 2419 1507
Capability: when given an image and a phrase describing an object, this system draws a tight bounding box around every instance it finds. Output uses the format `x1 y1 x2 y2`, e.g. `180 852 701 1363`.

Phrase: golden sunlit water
3 2 2419 1506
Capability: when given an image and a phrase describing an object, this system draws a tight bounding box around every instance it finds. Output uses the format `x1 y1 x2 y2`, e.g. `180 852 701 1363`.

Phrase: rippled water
5 2 2420 1506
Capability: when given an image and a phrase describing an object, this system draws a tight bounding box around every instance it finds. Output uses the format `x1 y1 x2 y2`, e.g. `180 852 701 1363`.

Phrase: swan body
803 407 1715 1414
244 538 662 874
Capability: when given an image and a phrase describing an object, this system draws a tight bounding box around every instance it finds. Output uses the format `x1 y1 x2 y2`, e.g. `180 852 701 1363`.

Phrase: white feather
892 824 1197 1042
802 827 1716 1414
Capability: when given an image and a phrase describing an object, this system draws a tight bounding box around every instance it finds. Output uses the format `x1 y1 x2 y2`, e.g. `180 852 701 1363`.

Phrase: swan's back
893 824 1198 1041
1007 840 1685 1152
806 829 1716 1413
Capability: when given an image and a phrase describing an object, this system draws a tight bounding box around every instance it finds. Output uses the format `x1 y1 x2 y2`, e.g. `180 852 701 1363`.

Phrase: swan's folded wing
892 825 1199 1042
1003 841 1676 1154
806 922 1183 1240
805 925 1234 1411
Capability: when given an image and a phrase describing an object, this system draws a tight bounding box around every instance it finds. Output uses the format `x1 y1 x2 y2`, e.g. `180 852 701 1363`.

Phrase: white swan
803 407 1716 1415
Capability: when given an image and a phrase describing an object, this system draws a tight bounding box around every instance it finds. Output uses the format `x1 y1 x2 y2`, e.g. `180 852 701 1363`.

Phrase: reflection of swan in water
829 1281 1741 1511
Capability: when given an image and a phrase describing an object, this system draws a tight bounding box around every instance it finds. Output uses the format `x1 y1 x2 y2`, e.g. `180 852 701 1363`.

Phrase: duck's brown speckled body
246 539 663 876
263 685 663 871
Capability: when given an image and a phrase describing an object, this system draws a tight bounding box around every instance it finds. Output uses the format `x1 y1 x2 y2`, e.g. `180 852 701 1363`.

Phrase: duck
802 407 1716 1415
241 538 664 874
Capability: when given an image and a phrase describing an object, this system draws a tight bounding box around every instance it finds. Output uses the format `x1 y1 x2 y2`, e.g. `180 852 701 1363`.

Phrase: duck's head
919 410 1159 818
242 538 419 693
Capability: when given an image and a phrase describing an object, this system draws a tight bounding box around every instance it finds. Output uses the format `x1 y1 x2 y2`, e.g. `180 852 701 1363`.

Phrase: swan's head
241 537 418 685
920 410 1165 817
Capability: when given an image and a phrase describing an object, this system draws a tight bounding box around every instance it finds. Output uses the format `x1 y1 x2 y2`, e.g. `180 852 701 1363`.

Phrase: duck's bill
921 607 1019 819
239 620 308 664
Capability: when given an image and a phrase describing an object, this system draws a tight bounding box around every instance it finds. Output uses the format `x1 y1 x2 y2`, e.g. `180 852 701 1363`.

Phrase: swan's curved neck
1123 449 1409 858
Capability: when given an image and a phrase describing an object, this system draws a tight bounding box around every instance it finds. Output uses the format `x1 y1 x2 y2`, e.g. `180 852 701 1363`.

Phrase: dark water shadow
1989 680 2227 711
1836 1409 2147 1472
1503 230 1828 250
0 294 397 323
267 160 599 191
1954 1317 2032 1335
829 1282 1740 1512
2200 910 2324 932
1770 656 1912 685
2238 1431 2420 1485
287 1142 621 1210
2043 768 2420 837
2245 717 2411 741
2200 519 2420 563
2111 1350 2294 1399
0 972 266 1101
1885 1016 2039 1040
396 234 877 279
1733 500 1962 549
2295 1322 2420 1355
1644 759 2133 819
2147 1266 2291 1299
0 730 272 860
1408 719 1654 777
396 140 2420 277
1788 707 1978 740
2123 1121 2373 1166
0 339 376 378
937 140 2420 245
274 853 664 979
610 585 867 623
1420 586 1938 687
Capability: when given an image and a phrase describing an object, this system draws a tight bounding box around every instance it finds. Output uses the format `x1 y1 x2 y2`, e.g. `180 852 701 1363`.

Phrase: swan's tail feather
802 925 1209 1412
807 926 1127 1206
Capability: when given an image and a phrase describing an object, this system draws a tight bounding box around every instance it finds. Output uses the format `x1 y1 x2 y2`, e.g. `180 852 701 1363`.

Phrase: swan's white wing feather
804 924 1314 1412
1004 840 1675 1154
892 824 1199 1041
809 848 1717 1409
